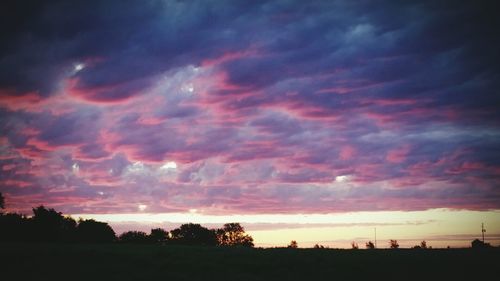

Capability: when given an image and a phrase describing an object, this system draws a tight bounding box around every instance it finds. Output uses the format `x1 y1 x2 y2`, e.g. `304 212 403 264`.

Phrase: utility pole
374 227 377 248
482 223 486 243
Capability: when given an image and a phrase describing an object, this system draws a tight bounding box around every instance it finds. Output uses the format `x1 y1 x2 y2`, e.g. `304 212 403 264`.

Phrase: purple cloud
0 0 499 215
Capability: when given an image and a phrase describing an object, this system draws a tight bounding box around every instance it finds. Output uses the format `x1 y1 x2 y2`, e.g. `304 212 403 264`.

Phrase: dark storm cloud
0 0 258 100
1 0 498 115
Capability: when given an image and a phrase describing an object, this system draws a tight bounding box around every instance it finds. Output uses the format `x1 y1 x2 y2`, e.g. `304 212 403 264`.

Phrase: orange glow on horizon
72 208 500 248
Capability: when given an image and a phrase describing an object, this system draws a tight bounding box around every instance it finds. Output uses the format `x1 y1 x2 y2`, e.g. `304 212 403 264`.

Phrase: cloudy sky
1 0 499 247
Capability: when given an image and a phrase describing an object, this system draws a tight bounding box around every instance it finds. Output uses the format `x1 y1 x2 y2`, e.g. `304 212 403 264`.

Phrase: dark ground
1 243 498 281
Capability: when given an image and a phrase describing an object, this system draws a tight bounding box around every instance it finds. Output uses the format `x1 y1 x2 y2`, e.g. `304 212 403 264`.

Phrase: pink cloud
0 179 33 188
201 48 260 67
386 145 411 163
340 145 356 160
0 90 42 111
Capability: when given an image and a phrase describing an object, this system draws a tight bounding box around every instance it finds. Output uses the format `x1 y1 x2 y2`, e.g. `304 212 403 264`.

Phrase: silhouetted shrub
351 242 359 249
119 231 150 243
216 223 254 247
366 241 375 249
170 223 218 246
288 240 298 248
389 239 399 249
76 219 116 243
149 228 169 244
314 244 325 249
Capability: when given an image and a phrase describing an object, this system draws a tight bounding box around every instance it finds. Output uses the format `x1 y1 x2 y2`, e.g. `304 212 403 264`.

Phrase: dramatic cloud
1 0 499 215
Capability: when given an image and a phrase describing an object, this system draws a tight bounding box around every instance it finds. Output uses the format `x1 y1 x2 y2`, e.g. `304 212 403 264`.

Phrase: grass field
1 243 498 280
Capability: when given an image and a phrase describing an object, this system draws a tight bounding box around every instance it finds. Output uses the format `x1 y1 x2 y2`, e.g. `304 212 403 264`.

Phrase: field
1 243 498 281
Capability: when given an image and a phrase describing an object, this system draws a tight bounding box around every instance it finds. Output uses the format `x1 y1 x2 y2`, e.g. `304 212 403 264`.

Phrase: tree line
0 192 493 249
0 193 253 246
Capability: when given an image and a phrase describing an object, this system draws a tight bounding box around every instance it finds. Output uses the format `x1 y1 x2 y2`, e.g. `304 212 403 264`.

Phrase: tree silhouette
0 212 31 242
389 239 399 249
0 192 4 209
0 204 119 243
366 241 375 249
288 240 298 248
413 241 430 249
170 223 218 246
216 223 254 247
76 219 116 243
119 231 150 243
351 242 359 249
149 228 169 244
32 206 77 242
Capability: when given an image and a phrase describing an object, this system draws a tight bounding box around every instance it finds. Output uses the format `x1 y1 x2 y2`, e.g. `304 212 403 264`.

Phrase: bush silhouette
389 240 399 249
288 240 298 248
366 241 375 249
170 223 218 246
314 244 325 249
216 223 254 247
76 219 116 243
119 231 150 243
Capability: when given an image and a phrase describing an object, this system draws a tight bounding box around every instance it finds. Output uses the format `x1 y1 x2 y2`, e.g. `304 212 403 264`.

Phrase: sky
1 0 499 248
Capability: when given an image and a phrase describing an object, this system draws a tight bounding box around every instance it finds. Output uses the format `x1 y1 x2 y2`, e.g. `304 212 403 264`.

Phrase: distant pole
375 227 377 248
482 223 486 243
